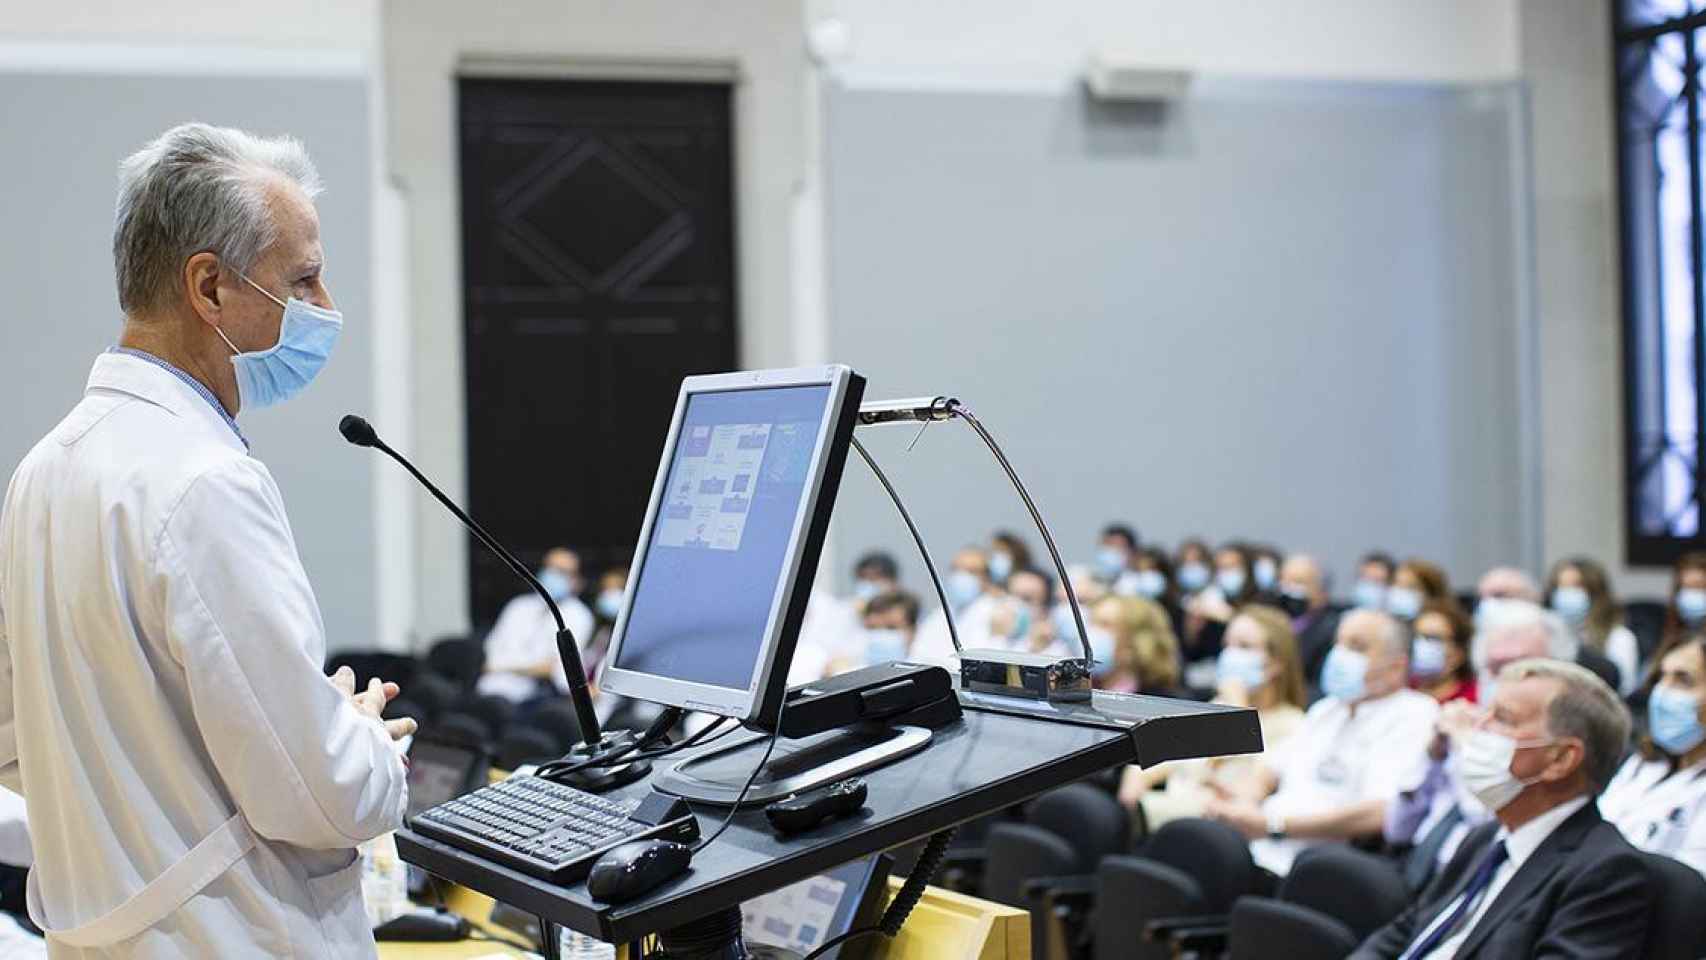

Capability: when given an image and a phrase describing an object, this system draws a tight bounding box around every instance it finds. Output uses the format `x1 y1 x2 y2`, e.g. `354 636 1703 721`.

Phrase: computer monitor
598 365 865 726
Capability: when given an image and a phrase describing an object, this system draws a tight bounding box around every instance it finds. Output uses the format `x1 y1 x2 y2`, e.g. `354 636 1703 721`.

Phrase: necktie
1404 804 1466 890
1399 839 1509 960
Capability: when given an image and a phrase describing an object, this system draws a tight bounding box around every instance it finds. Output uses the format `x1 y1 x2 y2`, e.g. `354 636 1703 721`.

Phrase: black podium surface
397 689 1260 944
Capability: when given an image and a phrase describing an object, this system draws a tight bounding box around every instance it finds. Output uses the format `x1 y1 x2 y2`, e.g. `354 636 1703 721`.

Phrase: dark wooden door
458 77 738 628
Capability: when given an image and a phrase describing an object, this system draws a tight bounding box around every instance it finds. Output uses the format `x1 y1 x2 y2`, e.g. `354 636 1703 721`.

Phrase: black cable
468 927 538 952
850 435 962 654
536 707 684 780
691 696 788 854
801 827 957 959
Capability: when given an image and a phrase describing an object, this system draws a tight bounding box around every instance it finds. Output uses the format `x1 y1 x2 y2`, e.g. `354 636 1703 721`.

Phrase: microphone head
339 414 380 448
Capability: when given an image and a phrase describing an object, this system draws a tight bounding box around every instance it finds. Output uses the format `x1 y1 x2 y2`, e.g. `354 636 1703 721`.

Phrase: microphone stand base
550 731 654 793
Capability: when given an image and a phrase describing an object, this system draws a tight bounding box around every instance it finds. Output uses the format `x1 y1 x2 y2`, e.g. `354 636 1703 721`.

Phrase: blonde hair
1231 604 1308 710
1099 595 1180 691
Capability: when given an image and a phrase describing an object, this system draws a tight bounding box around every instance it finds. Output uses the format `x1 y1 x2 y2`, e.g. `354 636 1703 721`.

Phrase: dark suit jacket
1294 605 1341 695
1351 801 1651 960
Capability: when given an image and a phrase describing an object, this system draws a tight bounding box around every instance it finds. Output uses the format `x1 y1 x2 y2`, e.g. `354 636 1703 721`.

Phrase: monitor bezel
596 364 862 724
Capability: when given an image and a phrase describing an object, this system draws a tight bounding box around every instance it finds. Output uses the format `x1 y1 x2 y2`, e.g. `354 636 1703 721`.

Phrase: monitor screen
405 738 487 817
612 383 833 691
740 855 887 958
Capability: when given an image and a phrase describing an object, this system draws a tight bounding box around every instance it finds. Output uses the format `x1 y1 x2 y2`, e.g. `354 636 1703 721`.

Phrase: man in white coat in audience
0 123 414 956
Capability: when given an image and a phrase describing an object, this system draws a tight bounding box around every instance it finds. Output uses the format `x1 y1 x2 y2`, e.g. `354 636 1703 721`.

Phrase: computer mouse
586 839 693 903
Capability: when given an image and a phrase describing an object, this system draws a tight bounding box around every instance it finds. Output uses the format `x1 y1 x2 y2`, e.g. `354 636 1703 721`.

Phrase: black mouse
586 839 693 903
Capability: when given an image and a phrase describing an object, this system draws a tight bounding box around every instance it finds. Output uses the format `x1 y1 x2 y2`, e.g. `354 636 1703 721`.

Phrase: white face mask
1450 728 1553 812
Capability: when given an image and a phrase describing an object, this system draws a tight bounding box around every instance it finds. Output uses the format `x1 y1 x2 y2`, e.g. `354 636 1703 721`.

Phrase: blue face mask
946 570 983 611
1007 604 1033 641
595 589 623 620
1132 569 1167 599
1353 579 1387 610
1177 562 1210 593
1094 547 1128 581
853 580 883 602
1216 645 1268 691
1385 586 1422 620
1253 557 1278 592
1411 635 1449 679
1085 625 1117 676
1216 568 1246 598
989 551 1014 584
1551 586 1591 625
1052 603 1083 644
862 628 910 665
537 568 573 603
217 272 343 410
1678 588 1706 626
1321 645 1369 703
1649 686 1706 755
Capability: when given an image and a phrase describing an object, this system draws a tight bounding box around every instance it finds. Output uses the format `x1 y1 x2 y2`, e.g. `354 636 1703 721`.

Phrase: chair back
469 694 518 737
1227 897 1358 960
978 823 1080 907
1094 855 1204 960
1027 783 1130 872
1141 817 1261 912
495 726 561 772
1281 845 1410 942
406 671 460 722
427 636 485 691
1641 851 1706 960
1624 599 1669 663
529 700 585 751
430 711 492 747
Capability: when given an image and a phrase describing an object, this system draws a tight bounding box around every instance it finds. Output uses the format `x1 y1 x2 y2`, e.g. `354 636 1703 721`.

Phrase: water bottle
560 928 615 960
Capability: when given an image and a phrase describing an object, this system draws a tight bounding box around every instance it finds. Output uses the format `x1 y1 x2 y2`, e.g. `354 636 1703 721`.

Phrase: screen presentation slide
655 422 772 551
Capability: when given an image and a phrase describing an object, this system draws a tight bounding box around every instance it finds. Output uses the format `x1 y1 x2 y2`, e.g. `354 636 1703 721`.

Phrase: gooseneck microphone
340 414 649 791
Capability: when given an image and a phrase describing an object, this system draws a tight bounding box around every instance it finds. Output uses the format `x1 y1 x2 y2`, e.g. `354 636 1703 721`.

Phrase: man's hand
1204 794 1268 839
1429 699 1481 761
331 666 416 741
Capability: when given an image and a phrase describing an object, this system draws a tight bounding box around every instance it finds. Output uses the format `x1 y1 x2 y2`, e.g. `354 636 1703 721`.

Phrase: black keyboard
411 776 699 882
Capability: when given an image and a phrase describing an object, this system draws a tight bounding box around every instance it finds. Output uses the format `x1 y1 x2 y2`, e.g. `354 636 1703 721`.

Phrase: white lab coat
0 353 408 958
476 592 595 702
1601 753 1706 879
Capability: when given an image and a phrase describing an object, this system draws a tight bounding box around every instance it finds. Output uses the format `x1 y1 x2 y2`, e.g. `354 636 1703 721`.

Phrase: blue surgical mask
1411 635 1449 680
1052 603 1083 644
595 589 623 620
989 551 1014 584
946 570 983 611
1216 646 1268 691
1550 586 1591 625
217 272 343 410
1132 569 1167 599
854 580 882 602
1085 625 1117 676
1253 557 1278 592
1353 579 1387 610
1678 588 1706 626
1007 604 1032 641
1094 547 1128 581
1216 568 1246 598
538 568 573 603
1649 686 1706 755
1385 585 1422 621
862 628 909 665
1177 562 1210 593
1321 645 1369 703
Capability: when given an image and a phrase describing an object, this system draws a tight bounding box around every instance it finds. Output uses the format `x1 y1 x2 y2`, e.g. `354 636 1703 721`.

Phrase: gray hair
1341 607 1408 659
113 123 321 313
1472 599 1579 672
1501 658 1631 791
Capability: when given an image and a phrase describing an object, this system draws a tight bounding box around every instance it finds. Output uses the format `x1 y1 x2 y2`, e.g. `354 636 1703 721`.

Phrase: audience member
1411 599 1477 705
1204 609 1438 875
1353 550 1397 610
1662 550 1706 651
1124 546 1183 634
1388 557 1452 623
1546 556 1640 695
1386 601 1579 889
1249 543 1284 595
855 590 921 667
1476 565 1542 606
1049 566 1107 662
478 546 595 703
1173 538 1213 596
1278 552 1339 692
988 530 1032 586
1182 543 1255 662
585 565 628 676
1119 605 1307 825
1600 632 1706 878
989 566 1060 654
1352 660 1648 959
1094 522 1140 588
913 546 997 661
1090 595 1183 695
850 550 900 605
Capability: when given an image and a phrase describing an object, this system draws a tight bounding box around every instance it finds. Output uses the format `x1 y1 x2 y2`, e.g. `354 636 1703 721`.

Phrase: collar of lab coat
84 352 248 455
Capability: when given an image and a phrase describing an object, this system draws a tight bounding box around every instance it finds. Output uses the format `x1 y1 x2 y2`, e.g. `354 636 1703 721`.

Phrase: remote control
765 778 868 835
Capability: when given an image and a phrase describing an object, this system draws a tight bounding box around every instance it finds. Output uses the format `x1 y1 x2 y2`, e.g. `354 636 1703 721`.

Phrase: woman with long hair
1546 556 1640 695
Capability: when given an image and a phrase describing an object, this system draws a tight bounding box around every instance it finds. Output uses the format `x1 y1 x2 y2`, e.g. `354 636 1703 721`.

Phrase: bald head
1479 567 1540 603
1279 553 1326 607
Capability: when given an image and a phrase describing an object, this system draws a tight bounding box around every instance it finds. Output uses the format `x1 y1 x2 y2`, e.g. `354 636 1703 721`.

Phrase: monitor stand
654 723 933 806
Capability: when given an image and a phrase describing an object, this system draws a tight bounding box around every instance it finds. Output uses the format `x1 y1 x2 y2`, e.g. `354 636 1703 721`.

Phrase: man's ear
1544 738 1586 784
183 252 224 326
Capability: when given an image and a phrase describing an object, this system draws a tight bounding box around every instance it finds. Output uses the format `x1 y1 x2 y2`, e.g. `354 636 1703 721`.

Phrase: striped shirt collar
106 346 248 450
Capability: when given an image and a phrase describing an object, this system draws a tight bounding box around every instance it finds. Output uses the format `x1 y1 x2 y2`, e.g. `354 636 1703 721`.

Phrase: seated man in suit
1353 659 1649 959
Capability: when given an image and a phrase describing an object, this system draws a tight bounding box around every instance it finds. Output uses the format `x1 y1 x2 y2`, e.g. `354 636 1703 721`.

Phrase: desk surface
399 690 1257 944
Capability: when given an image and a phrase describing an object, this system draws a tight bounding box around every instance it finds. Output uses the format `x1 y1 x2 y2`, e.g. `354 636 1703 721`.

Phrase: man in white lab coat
0 123 414 956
